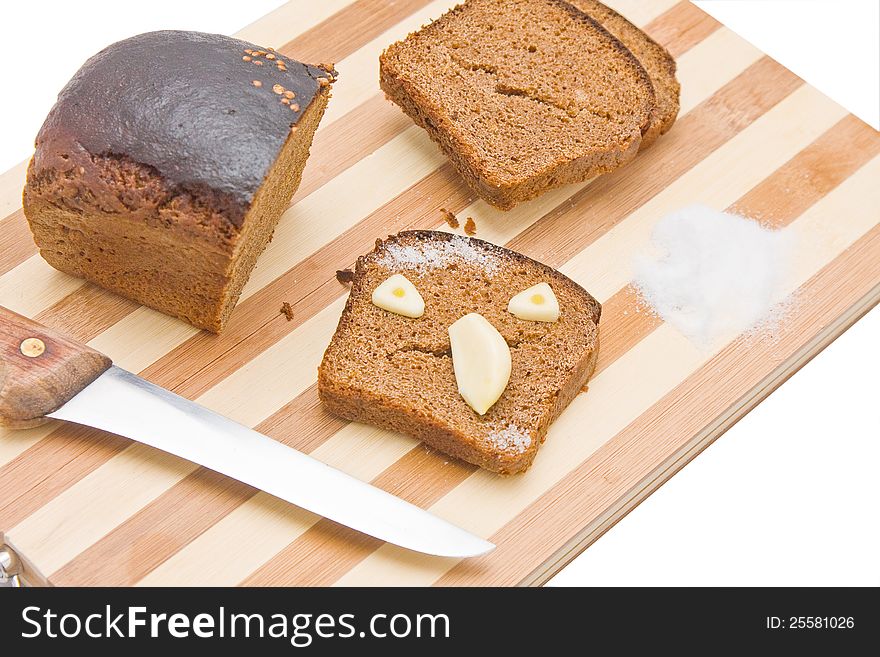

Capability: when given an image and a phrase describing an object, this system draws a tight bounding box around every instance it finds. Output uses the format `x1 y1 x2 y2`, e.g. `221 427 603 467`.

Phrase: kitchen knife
0 306 494 558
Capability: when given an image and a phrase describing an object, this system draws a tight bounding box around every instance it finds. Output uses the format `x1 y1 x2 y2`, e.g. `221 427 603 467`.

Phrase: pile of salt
633 205 794 347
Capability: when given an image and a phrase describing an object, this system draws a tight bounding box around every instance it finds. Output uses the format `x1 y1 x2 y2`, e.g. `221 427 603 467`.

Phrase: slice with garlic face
371 273 425 318
507 282 560 322
448 313 512 415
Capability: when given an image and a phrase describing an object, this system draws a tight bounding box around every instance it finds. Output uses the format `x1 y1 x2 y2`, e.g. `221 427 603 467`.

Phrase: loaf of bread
23 31 335 332
380 0 678 210
318 231 601 474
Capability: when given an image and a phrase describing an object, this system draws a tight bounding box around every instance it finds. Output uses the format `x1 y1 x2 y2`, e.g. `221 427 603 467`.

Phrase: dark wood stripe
293 95 414 203
33 285 139 344
0 210 32 272
50 467 256 587
646 0 721 58
278 0 432 66
729 114 880 227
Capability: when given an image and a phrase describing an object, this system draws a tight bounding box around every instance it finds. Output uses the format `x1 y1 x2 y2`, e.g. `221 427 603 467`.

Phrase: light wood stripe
0 257 83 318
0 5 726 497
278 0 435 65
132 86 849 587
235 0 356 48
606 0 679 26
333 156 880 586
0 161 27 218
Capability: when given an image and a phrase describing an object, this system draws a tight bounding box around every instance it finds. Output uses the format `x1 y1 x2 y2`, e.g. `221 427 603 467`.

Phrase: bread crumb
464 217 477 235
336 268 355 285
280 302 294 321
440 208 459 229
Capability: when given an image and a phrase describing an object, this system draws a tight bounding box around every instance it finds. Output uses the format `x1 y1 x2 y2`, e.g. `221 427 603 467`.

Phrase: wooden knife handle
0 306 112 429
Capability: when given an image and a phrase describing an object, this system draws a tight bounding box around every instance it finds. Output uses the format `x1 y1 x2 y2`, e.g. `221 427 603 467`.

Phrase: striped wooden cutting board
0 0 878 587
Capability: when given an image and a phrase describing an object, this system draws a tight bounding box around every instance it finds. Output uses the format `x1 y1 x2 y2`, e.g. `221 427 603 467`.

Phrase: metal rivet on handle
0 547 22 587
20 337 45 358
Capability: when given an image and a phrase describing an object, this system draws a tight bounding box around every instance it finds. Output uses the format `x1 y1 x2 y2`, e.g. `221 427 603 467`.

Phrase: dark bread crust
22 31 335 332
379 0 655 210
30 31 333 223
318 231 601 474
567 0 679 147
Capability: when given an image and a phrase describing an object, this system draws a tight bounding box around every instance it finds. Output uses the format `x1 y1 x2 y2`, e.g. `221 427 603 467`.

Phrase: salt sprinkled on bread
488 424 533 455
375 233 502 275
633 205 794 347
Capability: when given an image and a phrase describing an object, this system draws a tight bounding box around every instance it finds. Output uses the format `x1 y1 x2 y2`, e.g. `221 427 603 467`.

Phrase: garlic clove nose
448 313 511 415
508 282 560 322
371 273 425 318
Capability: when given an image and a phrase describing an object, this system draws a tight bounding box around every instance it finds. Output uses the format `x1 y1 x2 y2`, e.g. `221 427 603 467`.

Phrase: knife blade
0 306 493 558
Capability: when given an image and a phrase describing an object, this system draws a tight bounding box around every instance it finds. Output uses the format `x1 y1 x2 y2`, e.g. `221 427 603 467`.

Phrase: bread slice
379 0 655 210
318 231 601 474
568 0 679 148
23 31 335 332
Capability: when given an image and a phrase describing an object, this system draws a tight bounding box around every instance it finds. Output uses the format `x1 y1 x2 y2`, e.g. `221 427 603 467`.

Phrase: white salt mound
633 205 793 347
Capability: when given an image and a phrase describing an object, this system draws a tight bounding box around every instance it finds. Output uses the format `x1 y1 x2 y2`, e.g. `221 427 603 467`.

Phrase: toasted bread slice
318 231 601 474
568 0 679 147
379 0 654 210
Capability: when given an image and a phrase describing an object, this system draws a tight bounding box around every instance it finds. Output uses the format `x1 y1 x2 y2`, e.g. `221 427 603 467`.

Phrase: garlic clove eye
508 282 560 322
371 273 425 318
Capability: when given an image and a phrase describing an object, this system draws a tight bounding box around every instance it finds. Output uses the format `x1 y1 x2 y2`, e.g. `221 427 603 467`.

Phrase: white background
0 1 877 586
